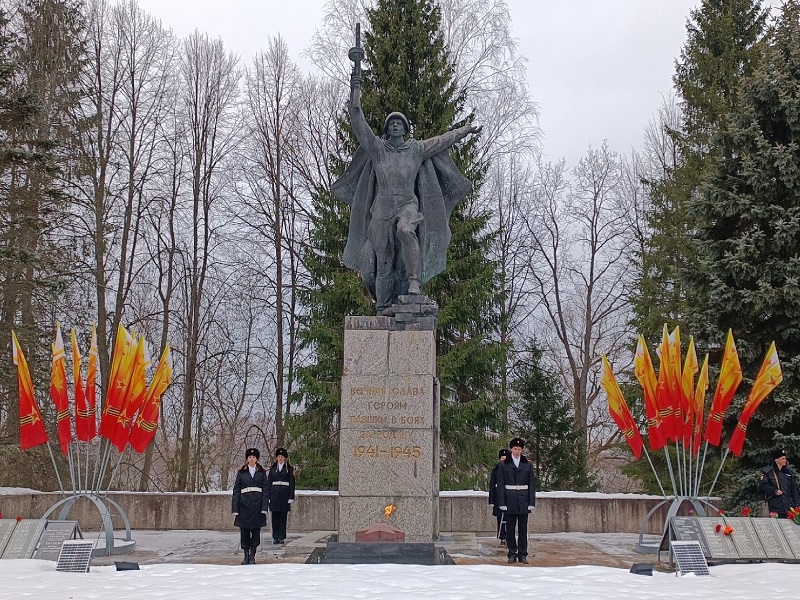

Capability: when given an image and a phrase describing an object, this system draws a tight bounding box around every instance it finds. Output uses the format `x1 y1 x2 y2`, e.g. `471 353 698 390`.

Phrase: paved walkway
87 530 665 570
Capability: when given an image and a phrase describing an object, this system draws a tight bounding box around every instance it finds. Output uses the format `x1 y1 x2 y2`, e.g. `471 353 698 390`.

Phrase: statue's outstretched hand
468 124 482 135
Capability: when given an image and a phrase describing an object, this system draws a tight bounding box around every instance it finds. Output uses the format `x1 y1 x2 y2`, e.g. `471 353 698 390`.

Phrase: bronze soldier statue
332 24 480 313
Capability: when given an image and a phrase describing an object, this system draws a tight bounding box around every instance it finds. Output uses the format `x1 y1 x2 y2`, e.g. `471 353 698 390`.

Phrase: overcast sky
131 1 769 166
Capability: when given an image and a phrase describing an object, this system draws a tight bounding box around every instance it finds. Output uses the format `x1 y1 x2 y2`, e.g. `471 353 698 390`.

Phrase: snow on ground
0 559 795 600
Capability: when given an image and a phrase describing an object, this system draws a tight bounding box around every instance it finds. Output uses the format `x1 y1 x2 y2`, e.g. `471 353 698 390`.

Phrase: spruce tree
290 0 505 489
689 0 800 505
0 0 88 444
289 180 373 489
509 344 595 491
632 0 767 340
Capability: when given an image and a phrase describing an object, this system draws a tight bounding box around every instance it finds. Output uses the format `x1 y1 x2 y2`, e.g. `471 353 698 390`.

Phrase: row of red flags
11 323 172 455
601 325 782 460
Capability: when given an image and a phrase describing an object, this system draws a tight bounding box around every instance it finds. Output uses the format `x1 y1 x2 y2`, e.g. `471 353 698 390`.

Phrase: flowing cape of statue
331 140 471 300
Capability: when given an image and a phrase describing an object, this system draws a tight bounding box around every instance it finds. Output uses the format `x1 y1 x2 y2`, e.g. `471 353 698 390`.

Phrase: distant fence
0 491 700 535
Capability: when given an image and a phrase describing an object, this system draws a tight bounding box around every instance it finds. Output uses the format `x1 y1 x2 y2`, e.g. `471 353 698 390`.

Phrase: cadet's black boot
249 546 257 564
241 548 250 565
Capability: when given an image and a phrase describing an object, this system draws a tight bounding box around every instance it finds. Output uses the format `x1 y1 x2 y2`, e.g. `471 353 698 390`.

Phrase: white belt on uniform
272 481 290 486
241 487 262 493
505 485 528 490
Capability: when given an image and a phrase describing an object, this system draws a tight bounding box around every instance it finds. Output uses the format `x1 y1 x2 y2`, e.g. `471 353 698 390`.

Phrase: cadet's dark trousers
239 527 261 549
271 511 288 542
505 513 529 558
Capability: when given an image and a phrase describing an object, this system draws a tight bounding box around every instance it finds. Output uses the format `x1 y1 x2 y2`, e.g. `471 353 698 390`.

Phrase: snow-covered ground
1 559 796 600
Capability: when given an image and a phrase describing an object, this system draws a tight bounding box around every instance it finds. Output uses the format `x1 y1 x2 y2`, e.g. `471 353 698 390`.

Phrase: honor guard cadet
489 448 510 546
231 448 268 564
496 438 537 564
267 448 296 544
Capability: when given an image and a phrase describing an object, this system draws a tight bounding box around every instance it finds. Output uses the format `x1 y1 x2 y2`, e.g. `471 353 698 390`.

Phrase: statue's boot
407 277 421 295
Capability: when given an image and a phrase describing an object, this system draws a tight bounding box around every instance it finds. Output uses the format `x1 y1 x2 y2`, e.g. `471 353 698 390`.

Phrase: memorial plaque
0 519 17 557
669 517 711 556
724 517 767 559
752 518 795 560
696 517 739 560
777 519 800 559
34 521 79 562
1 519 46 559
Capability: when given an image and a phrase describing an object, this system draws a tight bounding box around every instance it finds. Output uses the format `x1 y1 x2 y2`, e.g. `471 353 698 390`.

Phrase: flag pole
66 442 77 495
94 439 114 494
663 447 678 497
642 446 668 498
73 441 82 493
46 442 65 495
673 439 684 497
706 447 730 503
695 441 710 498
104 447 127 496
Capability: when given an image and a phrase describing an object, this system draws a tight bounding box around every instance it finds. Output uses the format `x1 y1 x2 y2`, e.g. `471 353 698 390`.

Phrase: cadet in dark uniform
759 448 800 518
231 447 268 564
489 448 510 545
266 447 296 544
497 437 536 564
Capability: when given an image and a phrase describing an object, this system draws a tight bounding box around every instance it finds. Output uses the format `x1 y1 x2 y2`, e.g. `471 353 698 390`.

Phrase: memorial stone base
338 295 440 543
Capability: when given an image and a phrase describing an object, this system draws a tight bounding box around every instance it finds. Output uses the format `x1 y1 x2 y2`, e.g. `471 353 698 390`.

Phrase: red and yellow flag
83 324 98 440
601 355 643 459
72 328 92 442
655 325 676 442
729 342 782 457
634 335 666 451
667 327 683 441
681 337 698 446
12 331 48 450
108 334 146 452
50 324 72 455
99 324 135 442
704 329 743 446
129 346 172 454
692 355 709 456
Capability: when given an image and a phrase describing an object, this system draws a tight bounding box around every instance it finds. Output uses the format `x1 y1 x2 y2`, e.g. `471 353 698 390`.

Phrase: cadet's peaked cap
275 447 289 458
772 448 787 460
383 112 410 135
245 447 260 460
508 438 525 449
498 448 510 459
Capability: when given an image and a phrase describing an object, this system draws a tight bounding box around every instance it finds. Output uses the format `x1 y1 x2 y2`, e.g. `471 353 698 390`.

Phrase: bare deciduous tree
176 30 240 491
523 142 634 460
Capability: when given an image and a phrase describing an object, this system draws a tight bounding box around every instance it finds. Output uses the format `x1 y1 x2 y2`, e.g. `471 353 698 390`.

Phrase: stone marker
338 300 440 543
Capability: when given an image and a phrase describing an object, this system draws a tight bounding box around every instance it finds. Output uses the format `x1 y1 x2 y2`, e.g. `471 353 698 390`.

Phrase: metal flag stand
40 492 134 556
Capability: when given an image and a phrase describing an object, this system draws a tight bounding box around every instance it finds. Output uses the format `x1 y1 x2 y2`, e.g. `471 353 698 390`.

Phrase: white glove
489 504 493 508
528 506 534 510
499 506 507 511
232 512 238 516
288 499 293 503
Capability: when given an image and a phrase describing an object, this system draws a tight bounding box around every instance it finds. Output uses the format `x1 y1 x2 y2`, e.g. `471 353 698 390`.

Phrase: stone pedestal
338 297 439 543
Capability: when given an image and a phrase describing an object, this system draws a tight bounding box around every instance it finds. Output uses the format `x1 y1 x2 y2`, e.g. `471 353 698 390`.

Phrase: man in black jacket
759 448 800 518
497 438 537 564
